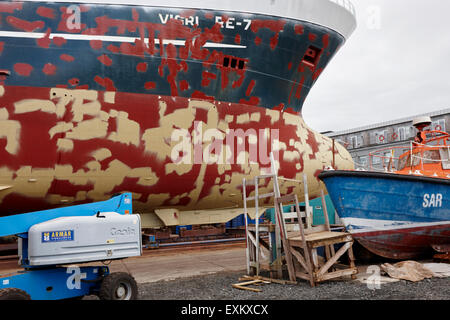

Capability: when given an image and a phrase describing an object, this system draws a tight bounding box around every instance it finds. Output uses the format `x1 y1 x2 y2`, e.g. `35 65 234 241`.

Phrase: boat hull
0 85 354 220
319 170 450 259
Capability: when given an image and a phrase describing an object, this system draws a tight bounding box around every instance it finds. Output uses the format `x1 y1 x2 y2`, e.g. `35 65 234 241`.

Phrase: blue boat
319 117 450 259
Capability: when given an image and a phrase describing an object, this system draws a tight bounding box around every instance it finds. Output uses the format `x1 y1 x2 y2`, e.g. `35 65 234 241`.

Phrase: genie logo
111 227 136 236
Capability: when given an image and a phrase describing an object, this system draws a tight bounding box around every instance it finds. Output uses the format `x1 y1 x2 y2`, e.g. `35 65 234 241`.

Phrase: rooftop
326 108 450 137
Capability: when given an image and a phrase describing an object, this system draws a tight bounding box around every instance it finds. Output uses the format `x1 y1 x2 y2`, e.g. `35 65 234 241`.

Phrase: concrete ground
1 242 449 301
107 243 248 284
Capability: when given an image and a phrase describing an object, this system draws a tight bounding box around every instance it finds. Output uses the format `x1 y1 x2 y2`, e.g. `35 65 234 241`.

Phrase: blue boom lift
0 193 142 300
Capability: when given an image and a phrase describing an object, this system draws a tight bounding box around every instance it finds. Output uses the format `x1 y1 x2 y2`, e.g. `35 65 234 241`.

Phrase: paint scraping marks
90 40 103 50
0 3 23 13
42 63 57 75
306 129 320 160
6 16 45 32
201 71 216 87
36 28 51 48
251 19 286 50
179 80 189 91
14 63 33 76
246 80 256 96
136 62 148 72
60 54 75 62
144 82 156 90
94 76 116 91
97 54 112 66
36 6 55 19
68 78 80 86
52 36 67 46
239 96 260 106
294 24 304 35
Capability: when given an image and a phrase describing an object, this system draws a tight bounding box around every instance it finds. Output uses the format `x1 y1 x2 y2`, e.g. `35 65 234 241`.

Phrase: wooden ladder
243 173 279 277
242 153 315 278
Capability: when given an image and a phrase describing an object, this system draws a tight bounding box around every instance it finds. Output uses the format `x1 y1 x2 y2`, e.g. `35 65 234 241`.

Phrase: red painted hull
352 223 450 260
0 85 353 217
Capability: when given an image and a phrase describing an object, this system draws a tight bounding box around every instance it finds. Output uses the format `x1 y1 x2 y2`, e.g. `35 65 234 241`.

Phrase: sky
302 0 450 133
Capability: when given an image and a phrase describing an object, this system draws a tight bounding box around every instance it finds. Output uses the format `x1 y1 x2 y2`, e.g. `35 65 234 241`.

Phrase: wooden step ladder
242 153 313 278
242 173 280 277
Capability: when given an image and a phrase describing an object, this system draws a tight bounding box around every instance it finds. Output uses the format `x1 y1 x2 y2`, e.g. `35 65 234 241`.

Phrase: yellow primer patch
104 91 116 104
250 112 261 122
265 109 280 124
14 99 56 114
49 122 74 139
108 111 140 147
91 148 112 162
56 138 74 152
236 113 250 124
66 118 108 140
0 108 20 155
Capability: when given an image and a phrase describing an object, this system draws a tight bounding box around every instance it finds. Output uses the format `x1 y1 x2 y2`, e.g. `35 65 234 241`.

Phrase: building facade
324 108 450 170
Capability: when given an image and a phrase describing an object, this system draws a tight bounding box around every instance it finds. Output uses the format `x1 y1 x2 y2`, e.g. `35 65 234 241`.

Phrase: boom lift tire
98 272 138 300
0 288 31 300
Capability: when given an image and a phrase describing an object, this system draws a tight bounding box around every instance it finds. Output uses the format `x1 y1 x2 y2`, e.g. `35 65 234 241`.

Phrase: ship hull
0 85 353 218
0 1 356 225
319 170 450 259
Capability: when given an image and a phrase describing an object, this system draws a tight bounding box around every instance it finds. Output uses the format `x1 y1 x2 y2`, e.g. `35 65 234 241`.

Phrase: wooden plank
295 271 312 281
304 231 350 242
317 242 351 278
259 237 271 251
247 231 257 247
320 190 332 231
257 174 276 180
278 177 302 183
246 192 275 201
281 237 297 282
233 280 263 286
309 235 353 249
277 194 297 204
232 284 262 293
254 276 297 285
303 225 328 235
317 268 358 282
289 247 309 272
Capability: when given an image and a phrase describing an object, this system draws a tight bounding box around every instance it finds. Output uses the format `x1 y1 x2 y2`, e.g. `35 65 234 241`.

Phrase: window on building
360 156 368 167
398 127 407 141
375 130 388 144
372 156 381 165
431 119 446 132
350 136 357 149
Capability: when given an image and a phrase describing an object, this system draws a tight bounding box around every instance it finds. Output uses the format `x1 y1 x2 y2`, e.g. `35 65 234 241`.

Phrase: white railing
329 0 356 17
357 142 450 173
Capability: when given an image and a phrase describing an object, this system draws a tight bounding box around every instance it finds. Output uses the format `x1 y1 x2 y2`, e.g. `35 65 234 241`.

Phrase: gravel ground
136 270 449 300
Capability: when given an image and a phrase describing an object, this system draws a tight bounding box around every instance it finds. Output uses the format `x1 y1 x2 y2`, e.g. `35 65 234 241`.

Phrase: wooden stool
274 192 358 287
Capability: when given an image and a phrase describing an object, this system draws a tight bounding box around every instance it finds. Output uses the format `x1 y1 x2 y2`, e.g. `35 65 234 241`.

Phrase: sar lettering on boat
423 193 443 208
